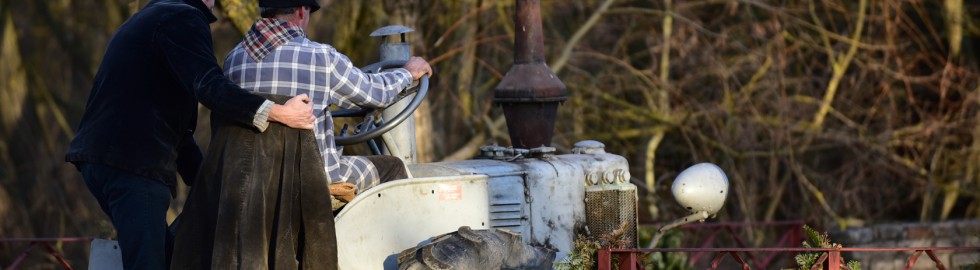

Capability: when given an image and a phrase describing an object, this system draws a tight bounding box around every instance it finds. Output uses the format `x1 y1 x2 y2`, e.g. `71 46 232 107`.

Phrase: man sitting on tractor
226 0 432 194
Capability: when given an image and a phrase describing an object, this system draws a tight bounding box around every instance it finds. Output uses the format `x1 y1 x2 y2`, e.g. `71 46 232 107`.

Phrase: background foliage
1 0 979 268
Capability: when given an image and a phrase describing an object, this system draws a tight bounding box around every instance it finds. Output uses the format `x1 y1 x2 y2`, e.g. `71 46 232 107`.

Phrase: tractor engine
334 0 639 268
333 141 637 268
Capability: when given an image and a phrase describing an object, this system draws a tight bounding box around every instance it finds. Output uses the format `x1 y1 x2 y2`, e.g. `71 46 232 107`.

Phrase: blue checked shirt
224 32 413 190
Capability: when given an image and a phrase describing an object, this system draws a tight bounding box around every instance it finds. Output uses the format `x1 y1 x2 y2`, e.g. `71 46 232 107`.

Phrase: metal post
650 211 709 248
371 25 418 164
598 248 612 270
7 242 38 269
828 247 841 270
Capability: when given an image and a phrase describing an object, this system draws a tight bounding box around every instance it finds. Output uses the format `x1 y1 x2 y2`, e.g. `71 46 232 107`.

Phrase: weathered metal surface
572 140 607 154
495 0 567 148
396 226 555 269
408 159 527 178
369 25 414 37
372 25 417 164
499 102 560 148
335 144 633 269
488 175 529 234
571 146 637 249
585 176 638 248
478 145 529 160
334 174 493 269
495 64 567 102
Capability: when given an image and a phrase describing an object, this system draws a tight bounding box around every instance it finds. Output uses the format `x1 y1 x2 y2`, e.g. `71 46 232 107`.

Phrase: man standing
223 0 433 191
64 0 316 269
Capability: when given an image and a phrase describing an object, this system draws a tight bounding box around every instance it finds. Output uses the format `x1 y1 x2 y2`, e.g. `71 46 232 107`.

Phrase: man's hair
260 7 300 19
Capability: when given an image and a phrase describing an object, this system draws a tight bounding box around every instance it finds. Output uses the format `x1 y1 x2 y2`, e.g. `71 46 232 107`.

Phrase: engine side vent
488 176 528 234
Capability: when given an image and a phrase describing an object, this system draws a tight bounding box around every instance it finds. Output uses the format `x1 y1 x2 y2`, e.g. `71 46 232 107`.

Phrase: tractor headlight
671 163 729 216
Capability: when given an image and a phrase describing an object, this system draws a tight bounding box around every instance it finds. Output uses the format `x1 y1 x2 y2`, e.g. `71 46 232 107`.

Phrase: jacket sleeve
154 8 269 128
176 131 203 186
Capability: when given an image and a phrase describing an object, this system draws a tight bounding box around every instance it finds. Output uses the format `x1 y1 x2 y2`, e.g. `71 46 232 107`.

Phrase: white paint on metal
521 156 587 254
335 149 633 269
488 175 529 234
408 159 526 178
369 25 415 37
335 174 491 269
671 163 729 216
571 140 606 154
381 95 417 164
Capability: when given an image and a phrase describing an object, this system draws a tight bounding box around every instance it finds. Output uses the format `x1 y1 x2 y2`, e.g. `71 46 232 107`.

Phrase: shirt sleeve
154 9 272 131
253 100 274 132
324 48 413 110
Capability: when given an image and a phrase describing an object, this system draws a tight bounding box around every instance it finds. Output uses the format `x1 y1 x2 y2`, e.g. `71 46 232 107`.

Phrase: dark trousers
81 163 172 270
365 155 409 183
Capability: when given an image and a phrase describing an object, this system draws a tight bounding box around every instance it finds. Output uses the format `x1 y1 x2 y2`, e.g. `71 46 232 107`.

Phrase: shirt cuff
394 68 413 88
253 100 274 132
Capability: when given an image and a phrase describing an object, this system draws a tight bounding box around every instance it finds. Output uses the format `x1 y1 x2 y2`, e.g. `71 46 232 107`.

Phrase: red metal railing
1 237 92 270
647 220 804 268
598 246 980 270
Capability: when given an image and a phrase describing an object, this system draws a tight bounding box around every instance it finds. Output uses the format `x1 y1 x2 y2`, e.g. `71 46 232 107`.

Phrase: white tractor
333 17 641 267
331 1 727 268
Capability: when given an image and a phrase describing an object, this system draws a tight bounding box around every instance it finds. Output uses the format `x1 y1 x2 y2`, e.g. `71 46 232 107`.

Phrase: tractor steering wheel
332 60 429 146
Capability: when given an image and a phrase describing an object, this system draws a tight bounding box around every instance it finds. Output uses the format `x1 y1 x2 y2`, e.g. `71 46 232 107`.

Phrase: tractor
330 1 727 269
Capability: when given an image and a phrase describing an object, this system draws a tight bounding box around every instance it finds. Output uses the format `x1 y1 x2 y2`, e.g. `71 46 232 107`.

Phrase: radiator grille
585 184 638 248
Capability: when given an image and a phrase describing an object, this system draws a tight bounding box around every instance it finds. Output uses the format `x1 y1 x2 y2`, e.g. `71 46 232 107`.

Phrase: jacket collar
182 0 218 23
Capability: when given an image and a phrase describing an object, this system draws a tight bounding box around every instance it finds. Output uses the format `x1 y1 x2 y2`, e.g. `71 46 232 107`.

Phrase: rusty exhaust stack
494 0 567 149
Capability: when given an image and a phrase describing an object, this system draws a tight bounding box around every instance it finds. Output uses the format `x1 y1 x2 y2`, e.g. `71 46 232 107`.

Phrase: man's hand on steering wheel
403 56 433 81
333 58 431 146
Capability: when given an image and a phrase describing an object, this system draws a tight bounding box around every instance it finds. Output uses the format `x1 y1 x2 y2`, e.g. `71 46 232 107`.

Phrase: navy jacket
66 0 267 192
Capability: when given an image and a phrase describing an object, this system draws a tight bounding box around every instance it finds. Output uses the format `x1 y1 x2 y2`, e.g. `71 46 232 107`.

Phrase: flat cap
259 0 320 13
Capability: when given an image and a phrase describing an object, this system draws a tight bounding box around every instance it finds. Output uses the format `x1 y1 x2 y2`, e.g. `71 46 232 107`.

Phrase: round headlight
671 163 729 215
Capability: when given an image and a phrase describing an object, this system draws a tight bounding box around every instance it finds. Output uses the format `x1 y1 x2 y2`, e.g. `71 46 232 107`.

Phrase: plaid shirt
224 19 413 190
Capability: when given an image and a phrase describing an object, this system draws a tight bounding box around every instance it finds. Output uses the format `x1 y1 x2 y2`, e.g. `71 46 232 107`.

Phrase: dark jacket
66 0 267 192
171 94 337 269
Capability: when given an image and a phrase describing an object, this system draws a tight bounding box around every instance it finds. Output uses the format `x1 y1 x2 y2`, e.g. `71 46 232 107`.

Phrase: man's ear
296 6 309 20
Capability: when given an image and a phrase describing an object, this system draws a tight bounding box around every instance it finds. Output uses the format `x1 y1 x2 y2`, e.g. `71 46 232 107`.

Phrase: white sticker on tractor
438 183 462 201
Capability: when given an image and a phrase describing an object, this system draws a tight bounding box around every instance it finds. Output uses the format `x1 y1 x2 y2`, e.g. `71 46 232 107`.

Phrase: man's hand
269 94 315 129
403 56 433 81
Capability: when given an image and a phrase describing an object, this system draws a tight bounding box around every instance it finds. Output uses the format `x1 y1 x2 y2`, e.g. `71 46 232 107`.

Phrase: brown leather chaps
171 94 337 269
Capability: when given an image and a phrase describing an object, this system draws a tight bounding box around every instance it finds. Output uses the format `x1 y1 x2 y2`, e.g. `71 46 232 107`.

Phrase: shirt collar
243 18 307 62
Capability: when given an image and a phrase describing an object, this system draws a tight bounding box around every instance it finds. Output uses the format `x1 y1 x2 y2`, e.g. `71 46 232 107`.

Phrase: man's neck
276 17 307 31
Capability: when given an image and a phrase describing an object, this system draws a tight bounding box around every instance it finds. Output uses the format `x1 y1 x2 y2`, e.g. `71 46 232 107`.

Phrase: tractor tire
397 226 555 270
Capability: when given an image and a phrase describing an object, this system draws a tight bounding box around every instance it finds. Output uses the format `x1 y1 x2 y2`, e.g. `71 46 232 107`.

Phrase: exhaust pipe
494 0 568 149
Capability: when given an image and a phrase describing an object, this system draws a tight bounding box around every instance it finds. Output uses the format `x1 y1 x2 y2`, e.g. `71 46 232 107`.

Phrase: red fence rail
645 220 804 268
1 237 92 270
598 247 980 270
